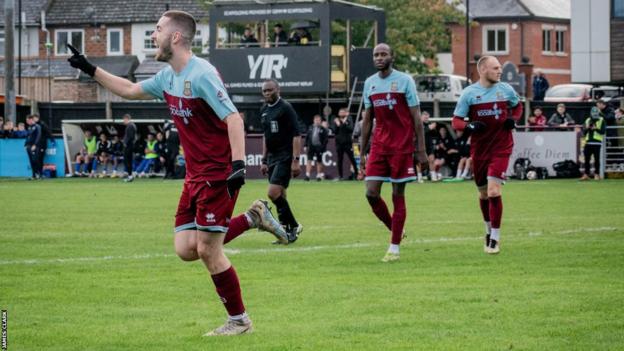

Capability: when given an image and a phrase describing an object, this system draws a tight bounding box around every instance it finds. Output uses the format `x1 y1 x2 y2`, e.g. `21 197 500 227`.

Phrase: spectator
616 108 624 148
581 107 606 180
527 106 547 131
240 27 258 48
425 117 441 181
92 132 112 177
109 134 124 178
3 120 15 138
304 114 329 181
432 126 456 181
532 69 549 101
333 107 358 180
596 99 617 148
454 130 472 179
155 131 167 174
135 133 159 177
289 28 312 46
548 103 575 128
418 111 437 182
73 129 97 176
25 115 44 180
272 24 288 47
0 116 3 137
122 114 137 182
33 114 52 145
13 122 29 138
163 119 180 179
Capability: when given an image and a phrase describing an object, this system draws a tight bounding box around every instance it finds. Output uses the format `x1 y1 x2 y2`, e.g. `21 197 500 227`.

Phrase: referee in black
122 114 137 182
259 79 303 244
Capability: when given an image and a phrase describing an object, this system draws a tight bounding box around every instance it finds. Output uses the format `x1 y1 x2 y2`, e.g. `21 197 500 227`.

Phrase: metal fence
602 125 624 176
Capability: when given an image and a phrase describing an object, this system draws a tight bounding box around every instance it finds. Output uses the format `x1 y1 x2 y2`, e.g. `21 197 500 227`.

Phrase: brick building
0 0 209 102
450 0 571 97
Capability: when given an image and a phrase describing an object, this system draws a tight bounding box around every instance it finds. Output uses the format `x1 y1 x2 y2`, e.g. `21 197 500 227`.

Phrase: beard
155 36 173 62
376 61 391 71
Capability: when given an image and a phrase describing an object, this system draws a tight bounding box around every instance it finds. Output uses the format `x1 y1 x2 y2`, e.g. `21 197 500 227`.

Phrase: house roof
79 55 140 80
0 0 48 26
0 55 139 79
45 0 209 25
457 0 570 21
0 58 79 78
134 56 168 81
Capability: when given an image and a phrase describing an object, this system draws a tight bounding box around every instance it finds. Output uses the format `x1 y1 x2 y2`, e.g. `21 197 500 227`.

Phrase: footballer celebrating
67 10 287 336
451 56 522 254
360 43 428 262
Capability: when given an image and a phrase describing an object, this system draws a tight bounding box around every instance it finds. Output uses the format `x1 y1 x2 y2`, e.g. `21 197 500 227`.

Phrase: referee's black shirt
260 98 301 162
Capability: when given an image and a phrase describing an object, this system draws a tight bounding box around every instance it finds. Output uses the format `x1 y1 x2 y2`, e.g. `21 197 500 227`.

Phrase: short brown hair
163 10 197 48
477 55 496 71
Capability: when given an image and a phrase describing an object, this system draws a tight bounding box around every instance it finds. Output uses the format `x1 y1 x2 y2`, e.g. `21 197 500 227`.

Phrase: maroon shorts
365 152 416 183
174 181 238 233
472 155 510 188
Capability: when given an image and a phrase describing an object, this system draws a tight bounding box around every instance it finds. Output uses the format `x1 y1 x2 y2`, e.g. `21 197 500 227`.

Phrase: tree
355 0 463 73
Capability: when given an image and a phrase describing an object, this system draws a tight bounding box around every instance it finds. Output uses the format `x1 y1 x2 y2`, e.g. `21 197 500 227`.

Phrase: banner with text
210 47 328 94
507 131 578 176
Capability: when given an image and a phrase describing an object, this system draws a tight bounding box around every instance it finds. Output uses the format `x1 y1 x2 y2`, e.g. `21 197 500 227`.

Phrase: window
542 29 552 52
107 28 123 55
144 30 156 50
192 30 203 51
483 25 508 54
555 30 565 53
614 0 624 18
55 29 83 56
0 30 4 57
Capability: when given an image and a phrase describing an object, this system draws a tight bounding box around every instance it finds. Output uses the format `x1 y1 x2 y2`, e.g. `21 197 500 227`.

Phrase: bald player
451 56 523 254
360 43 427 262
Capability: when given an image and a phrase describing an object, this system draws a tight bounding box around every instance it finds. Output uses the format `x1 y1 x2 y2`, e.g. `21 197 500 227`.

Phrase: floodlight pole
465 0 470 81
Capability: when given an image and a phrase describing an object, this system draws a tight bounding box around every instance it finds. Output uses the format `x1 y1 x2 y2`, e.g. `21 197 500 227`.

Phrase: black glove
465 121 487 135
503 118 516 130
67 44 97 77
226 160 246 198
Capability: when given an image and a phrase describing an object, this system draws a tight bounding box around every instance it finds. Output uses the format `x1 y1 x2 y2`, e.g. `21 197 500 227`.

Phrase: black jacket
333 116 354 145
305 124 329 149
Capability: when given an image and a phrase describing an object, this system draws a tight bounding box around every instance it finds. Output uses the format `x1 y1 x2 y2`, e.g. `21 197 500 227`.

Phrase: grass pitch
1 178 623 350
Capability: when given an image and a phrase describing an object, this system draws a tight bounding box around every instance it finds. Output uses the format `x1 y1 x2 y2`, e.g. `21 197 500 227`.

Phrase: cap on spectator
590 106 600 118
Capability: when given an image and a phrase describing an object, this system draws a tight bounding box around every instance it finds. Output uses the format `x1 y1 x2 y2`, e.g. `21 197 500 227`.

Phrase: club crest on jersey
217 90 227 102
183 81 192 96
169 98 193 124
390 82 398 92
373 93 398 110
496 90 504 101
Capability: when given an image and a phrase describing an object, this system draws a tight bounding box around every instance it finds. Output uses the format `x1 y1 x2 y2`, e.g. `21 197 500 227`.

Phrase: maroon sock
391 194 406 245
479 198 490 222
223 214 250 245
211 266 245 317
489 196 503 229
368 197 392 231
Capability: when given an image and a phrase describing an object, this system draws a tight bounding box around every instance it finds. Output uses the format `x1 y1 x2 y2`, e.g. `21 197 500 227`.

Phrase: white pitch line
0 227 620 266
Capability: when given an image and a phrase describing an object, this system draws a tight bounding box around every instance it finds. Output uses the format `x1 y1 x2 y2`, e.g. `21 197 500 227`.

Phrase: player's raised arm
67 44 153 100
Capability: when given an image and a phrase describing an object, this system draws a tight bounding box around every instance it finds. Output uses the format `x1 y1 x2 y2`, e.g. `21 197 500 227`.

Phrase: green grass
1 178 623 350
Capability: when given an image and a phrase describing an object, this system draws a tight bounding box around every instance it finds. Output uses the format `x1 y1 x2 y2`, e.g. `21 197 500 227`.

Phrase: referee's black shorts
268 157 293 188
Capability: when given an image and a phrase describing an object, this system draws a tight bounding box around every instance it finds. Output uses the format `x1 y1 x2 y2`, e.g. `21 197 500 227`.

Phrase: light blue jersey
140 56 238 181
